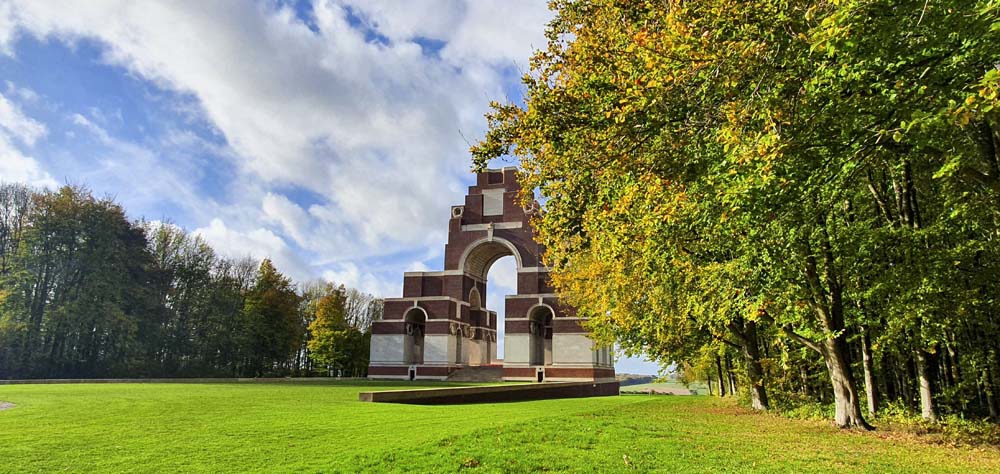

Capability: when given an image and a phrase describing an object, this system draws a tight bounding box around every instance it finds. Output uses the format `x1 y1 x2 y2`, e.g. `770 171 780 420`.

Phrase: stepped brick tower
368 167 615 382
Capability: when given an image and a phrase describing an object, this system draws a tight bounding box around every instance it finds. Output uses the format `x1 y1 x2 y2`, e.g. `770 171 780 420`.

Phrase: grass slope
0 382 996 472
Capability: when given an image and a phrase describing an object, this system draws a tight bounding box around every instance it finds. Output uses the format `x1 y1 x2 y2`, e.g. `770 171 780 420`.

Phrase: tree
307 284 371 377
0 183 380 380
238 259 302 377
0 186 153 378
0 183 32 274
143 222 218 376
473 0 1000 427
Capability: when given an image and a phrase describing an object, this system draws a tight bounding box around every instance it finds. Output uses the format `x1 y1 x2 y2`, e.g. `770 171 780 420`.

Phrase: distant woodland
0 183 381 379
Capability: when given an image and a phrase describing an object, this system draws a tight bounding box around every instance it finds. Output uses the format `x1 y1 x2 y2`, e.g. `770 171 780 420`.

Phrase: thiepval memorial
368 168 616 382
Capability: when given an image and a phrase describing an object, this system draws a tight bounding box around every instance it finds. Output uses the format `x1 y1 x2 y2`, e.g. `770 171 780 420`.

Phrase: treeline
473 0 1000 428
0 183 381 379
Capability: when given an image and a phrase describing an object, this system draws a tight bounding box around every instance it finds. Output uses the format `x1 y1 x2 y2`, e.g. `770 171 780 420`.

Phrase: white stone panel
553 334 596 366
482 188 504 216
504 333 530 365
424 334 454 365
369 334 405 364
466 338 487 365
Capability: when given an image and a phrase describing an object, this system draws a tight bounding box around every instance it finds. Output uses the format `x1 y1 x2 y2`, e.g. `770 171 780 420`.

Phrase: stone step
445 366 504 382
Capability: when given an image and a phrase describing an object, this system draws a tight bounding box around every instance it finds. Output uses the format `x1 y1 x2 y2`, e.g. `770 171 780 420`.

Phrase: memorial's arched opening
368 167 615 382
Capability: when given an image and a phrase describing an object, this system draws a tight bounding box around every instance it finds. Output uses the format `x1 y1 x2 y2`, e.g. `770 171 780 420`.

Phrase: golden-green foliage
474 0 1000 426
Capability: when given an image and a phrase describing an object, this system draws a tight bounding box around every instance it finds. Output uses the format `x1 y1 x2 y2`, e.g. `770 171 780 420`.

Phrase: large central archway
368 167 615 382
485 254 516 360
459 237 522 281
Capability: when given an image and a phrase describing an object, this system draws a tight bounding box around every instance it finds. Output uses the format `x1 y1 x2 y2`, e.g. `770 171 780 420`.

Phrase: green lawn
0 382 996 473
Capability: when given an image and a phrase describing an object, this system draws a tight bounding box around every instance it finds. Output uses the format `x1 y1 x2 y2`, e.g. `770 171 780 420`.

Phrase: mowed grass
0 382 997 473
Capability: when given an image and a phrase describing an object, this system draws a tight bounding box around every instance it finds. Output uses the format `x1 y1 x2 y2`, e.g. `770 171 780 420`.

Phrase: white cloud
0 2 15 55
0 1 554 292
336 1 465 42
70 113 110 142
4 81 39 103
261 192 311 248
322 262 397 297
0 91 54 188
406 260 430 272
0 133 57 188
439 2 553 67
194 217 312 281
68 112 214 223
342 1 551 67
0 92 46 145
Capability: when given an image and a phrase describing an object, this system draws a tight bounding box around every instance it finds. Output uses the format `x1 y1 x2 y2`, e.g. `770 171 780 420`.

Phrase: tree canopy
0 183 382 379
474 0 1000 427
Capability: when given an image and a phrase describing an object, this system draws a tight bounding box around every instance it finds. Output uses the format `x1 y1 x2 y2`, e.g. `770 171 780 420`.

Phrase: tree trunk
738 319 769 410
725 355 737 394
715 356 726 397
915 348 937 421
822 337 873 429
902 357 915 405
986 366 998 421
860 327 879 417
946 338 961 388
707 374 714 396
882 356 897 402
800 366 811 396
798 238 873 429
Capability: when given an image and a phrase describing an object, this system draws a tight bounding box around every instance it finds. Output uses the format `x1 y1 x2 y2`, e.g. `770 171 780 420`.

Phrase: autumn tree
474 0 1000 427
307 284 372 377
237 259 302 377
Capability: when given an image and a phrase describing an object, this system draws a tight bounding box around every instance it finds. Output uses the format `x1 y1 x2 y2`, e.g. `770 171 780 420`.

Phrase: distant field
620 381 710 395
1 382 997 472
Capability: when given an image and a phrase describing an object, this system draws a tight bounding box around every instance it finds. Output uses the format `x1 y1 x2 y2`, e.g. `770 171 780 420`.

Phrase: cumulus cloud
0 0 553 289
322 262 398 298
0 2 15 55
261 192 312 249
0 134 56 188
194 217 312 282
406 260 431 272
4 82 39 103
0 0 549 249
0 92 46 145
341 1 551 67
0 91 54 187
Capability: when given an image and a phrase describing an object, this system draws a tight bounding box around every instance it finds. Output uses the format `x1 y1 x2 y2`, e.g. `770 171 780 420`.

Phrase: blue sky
0 0 660 375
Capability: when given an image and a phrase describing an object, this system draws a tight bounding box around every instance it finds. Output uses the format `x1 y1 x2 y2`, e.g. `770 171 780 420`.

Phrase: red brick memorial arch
368 167 615 382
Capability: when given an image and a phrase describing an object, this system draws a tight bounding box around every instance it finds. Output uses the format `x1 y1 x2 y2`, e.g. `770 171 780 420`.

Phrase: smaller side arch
527 304 554 366
404 305 429 320
468 287 482 309
403 306 427 365
527 303 556 320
